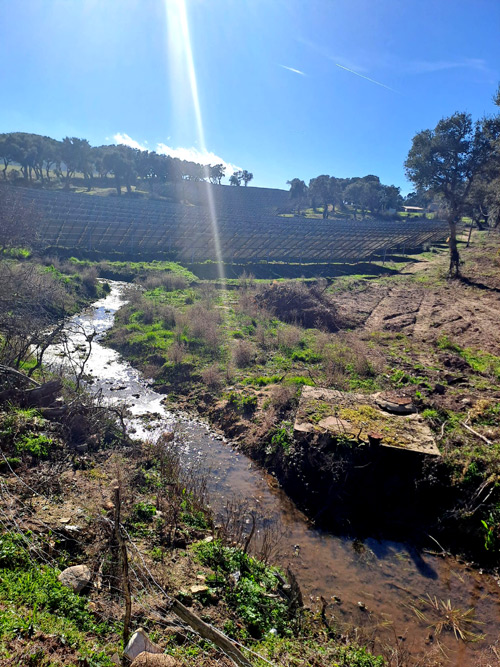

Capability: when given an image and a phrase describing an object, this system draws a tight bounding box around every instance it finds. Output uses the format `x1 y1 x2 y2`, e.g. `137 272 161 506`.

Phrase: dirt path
331 241 500 355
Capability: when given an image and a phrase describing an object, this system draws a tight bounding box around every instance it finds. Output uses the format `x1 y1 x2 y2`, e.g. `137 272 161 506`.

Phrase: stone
190 584 209 596
375 394 416 415
294 386 440 457
124 628 162 661
131 653 179 666
58 564 91 593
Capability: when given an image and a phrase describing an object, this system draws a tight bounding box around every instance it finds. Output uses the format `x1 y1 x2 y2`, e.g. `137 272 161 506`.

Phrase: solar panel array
8 186 449 262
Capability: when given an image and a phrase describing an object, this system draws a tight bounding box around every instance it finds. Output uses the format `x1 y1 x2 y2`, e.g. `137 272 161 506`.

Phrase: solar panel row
9 186 449 262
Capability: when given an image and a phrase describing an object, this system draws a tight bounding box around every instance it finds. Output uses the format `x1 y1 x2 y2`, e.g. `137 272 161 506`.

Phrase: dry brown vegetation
255 280 344 331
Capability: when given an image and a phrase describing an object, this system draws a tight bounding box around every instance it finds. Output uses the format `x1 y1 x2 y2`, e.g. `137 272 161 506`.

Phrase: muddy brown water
48 283 500 665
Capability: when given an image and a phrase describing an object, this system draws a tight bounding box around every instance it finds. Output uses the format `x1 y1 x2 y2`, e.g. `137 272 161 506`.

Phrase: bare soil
332 242 500 354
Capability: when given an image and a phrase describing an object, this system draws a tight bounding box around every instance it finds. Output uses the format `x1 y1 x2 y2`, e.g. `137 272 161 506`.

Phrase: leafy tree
209 163 225 185
287 178 308 214
379 184 402 212
229 172 241 186
61 137 91 189
241 170 253 186
0 134 18 180
308 175 332 218
102 145 137 195
405 112 497 276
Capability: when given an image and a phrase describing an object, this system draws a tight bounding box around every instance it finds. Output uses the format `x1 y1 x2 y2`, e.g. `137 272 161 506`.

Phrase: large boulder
124 629 162 661
131 653 180 666
58 564 91 593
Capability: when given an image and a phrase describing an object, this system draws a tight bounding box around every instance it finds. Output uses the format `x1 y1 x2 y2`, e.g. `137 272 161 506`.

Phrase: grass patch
192 539 290 639
437 335 500 379
0 532 116 666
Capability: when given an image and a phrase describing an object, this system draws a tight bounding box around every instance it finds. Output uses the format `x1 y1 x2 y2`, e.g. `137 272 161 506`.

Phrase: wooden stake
114 486 132 651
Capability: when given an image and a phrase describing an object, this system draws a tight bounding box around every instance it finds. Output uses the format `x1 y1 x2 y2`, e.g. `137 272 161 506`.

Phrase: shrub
201 364 224 390
131 502 156 523
158 304 177 329
226 391 258 414
168 341 187 365
81 266 99 296
15 434 53 458
255 281 343 331
184 304 222 352
270 421 294 453
192 539 290 638
232 340 256 368
277 325 303 351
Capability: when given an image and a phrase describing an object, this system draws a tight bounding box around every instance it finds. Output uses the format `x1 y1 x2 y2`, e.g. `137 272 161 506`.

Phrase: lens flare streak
165 0 226 282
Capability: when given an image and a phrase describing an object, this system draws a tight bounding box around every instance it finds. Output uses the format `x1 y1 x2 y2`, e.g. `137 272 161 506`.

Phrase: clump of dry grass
408 594 484 642
323 334 376 387
167 341 187 365
232 340 256 368
270 384 298 412
141 272 188 291
201 364 224 390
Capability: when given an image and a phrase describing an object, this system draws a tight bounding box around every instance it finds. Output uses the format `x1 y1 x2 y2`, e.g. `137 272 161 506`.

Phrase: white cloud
156 143 241 175
406 58 490 74
113 133 148 150
279 64 306 76
111 134 241 177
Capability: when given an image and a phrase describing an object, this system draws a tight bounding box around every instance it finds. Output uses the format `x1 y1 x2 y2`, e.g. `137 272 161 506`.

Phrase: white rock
58 564 91 593
124 628 162 661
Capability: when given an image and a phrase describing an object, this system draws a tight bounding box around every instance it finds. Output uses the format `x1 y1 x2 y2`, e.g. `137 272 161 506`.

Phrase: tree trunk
448 219 460 278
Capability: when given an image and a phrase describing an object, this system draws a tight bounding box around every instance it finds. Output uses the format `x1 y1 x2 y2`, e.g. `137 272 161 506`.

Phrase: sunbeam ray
165 0 226 283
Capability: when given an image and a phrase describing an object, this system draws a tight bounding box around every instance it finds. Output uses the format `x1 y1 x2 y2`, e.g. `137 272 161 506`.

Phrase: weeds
408 594 484 642
192 539 291 638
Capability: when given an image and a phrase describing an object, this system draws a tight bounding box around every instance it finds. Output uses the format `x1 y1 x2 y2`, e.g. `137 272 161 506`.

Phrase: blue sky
0 0 498 193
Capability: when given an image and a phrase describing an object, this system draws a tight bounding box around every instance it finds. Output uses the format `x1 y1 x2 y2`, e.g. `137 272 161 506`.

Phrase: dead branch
169 599 252 667
0 364 40 387
460 421 492 445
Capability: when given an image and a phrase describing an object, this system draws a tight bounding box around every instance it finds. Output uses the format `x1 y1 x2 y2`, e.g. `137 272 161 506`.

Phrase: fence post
114 485 132 653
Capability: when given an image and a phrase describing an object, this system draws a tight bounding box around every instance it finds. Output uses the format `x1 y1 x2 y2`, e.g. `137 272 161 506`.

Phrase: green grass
15 434 53 458
0 533 116 666
192 539 290 639
437 335 500 380
69 257 198 282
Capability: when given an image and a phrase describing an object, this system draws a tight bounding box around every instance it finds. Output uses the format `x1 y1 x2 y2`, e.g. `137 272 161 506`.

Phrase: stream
50 282 500 665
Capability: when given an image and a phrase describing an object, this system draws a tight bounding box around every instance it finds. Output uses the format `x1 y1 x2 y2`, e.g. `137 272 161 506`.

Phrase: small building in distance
403 205 424 213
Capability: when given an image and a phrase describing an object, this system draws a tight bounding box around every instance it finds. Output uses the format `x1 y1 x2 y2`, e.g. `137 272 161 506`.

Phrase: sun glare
164 0 226 283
